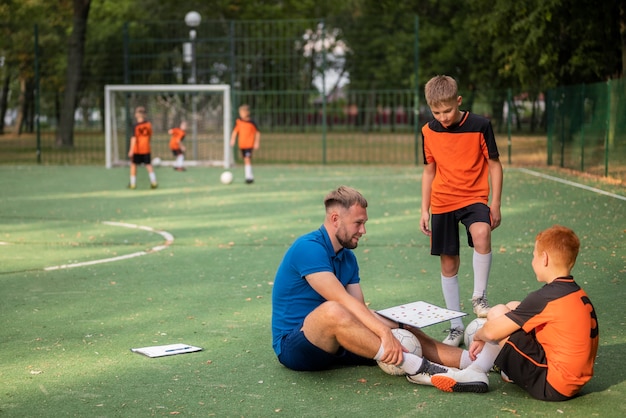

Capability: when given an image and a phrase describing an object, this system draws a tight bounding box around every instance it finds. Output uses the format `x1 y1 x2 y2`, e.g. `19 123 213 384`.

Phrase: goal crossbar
104 84 231 169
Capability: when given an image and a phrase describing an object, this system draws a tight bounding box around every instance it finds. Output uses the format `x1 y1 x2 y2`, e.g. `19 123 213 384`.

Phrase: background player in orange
128 106 158 189
430 225 599 400
168 120 187 172
230 104 260 184
420 75 503 346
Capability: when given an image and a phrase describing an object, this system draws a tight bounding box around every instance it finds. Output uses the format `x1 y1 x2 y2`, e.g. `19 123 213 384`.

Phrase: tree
56 0 91 147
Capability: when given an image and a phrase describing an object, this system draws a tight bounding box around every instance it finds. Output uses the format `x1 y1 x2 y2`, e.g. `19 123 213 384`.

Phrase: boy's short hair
424 75 458 107
135 106 146 115
324 186 368 212
536 225 580 270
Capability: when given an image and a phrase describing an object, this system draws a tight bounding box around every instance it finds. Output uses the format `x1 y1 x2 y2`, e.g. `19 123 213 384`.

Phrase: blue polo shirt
271 225 361 356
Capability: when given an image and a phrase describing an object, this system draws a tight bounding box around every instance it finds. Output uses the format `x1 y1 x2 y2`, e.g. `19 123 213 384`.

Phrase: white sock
460 349 473 369
472 251 492 299
149 172 157 184
373 344 385 361
245 164 253 179
176 154 184 167
374 344 424 375
470 342 502 373
400 352 424 375
130 175 136 186
442 274 464 329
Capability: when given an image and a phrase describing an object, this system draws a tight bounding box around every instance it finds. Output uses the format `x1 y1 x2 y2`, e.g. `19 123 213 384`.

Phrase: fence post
413 15 420 165
604 80 611 177
580 83 585 172
321 20 327 165
34 24 41 164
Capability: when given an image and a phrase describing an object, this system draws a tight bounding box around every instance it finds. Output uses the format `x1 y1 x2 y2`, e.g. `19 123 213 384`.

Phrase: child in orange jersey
230 104 260 184
430 225 599 401
128 106 158 189
168 120 187 171
420 75 503 347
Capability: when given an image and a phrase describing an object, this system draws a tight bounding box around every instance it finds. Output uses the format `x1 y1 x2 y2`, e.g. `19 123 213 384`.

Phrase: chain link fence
0 19 624 182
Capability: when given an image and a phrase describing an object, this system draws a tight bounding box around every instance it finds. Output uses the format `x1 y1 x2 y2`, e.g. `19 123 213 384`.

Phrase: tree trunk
56 0 91 147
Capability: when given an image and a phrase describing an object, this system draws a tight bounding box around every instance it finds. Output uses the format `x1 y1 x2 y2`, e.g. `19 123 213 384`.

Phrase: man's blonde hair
324 186 368 211
424 75 458 107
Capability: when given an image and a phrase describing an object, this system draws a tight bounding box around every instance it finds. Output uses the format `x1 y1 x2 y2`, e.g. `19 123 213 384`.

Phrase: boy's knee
487 303 510 320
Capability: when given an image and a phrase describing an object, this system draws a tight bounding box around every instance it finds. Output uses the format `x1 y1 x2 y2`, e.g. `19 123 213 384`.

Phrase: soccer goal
104 84 231 168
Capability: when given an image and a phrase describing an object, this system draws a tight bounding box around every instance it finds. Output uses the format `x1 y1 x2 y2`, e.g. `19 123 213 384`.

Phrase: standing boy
420 75 503 346
128 106 158 189
431 225 599 401
169 120 187 171
230 104 260 184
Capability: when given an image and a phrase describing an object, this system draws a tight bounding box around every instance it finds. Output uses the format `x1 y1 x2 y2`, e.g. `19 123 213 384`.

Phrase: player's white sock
442 274 463 329
471 341 502 373
472 251 492 298
130 176 136 187
373 343 385 361
245 164 253 180
400 352 424 375
374 344 423 375
460 349 473 369
176 154 184 167
149 172 157 184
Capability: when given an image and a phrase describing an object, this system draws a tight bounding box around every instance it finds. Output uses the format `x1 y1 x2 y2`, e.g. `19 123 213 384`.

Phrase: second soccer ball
220 171 233 184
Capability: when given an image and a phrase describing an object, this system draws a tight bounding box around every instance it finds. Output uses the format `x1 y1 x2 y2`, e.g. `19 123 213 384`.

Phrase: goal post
104 84 231 169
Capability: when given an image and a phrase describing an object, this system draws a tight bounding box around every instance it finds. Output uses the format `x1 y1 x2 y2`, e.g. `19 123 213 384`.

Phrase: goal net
104 84 231 168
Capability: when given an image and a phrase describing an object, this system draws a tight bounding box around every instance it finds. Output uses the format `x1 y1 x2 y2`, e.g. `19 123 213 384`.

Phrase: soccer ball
464 317 487 348
220 171 233 185
152 157 161 166
377 328 422 376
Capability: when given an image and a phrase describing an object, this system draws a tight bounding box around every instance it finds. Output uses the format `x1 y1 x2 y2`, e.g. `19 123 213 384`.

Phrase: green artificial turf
0 165 624 417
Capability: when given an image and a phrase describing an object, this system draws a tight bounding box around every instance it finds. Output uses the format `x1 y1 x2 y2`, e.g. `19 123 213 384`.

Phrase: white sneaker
472 296 490 317
442 327 464 347
431 367 489 393
406 359 449 386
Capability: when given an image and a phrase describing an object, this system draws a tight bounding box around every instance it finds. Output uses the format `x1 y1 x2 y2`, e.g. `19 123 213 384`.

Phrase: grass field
0 164 624 417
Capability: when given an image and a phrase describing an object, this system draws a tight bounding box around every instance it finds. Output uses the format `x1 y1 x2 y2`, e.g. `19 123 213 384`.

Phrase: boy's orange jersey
232 118 259 149
169 127 186 150
133 120 153 154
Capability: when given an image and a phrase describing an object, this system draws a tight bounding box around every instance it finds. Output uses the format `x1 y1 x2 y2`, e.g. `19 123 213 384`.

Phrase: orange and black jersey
506 276 599 397
133 120 153 154
232 118 259 149
422 112 499 214
169 127 186 151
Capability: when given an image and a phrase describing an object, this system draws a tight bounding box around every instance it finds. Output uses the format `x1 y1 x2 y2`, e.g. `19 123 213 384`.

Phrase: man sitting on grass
270 185 489 389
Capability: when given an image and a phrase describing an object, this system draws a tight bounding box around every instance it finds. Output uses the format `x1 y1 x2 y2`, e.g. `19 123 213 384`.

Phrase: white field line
43 221 174 271
517 168 626 201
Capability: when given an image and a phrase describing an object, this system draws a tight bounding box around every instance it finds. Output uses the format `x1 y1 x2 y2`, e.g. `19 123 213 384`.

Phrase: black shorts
240 148 253 159
132 153 151 165
171 149 184 157
430 203 491 256
277 326 375 371
494 329 570 401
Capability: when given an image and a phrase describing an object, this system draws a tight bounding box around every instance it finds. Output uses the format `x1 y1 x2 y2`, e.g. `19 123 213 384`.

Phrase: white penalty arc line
44 221 174 271
517 168 626 201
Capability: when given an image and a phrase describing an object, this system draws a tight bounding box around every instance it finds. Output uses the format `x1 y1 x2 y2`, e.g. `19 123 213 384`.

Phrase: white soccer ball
377 328 422 376
220 171 233 185
152 157 162 166
464 317 487 348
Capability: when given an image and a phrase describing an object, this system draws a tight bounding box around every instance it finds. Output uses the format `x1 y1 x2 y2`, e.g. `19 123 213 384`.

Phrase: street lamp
184 11 201 84
184 11 201 159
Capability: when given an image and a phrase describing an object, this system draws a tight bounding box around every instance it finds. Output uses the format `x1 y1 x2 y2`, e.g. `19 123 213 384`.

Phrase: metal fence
547 78 626 180
0 18 624 182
